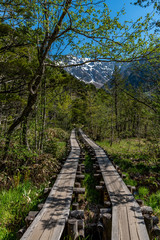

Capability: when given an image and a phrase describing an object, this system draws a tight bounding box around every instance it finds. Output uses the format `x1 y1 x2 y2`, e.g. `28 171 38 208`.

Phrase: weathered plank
79 129 149 240
21 129 80 240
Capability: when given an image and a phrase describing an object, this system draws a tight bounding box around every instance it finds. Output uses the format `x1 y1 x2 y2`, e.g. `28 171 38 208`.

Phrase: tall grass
0 181 43 240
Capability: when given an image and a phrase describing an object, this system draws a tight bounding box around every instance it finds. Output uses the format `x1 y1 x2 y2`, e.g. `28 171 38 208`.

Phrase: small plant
13 171 21 188
136 186 149 201
147 191 160 210
123 173 137 186
83 153 100 203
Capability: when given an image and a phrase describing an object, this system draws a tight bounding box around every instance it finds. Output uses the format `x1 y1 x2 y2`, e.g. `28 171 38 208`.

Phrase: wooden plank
112 206 119 240
21 129 80 240
119 206 130 240
79 129 149 240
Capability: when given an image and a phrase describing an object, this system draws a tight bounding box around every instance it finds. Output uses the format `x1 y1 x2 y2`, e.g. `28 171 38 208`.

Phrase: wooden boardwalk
79 129 149 240
21 129 80 240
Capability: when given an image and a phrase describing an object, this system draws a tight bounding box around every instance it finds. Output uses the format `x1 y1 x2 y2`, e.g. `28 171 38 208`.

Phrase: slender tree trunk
110 106 114 146
22 117 30 150
35 104 38 150
114 82 119 138
40 78 46 152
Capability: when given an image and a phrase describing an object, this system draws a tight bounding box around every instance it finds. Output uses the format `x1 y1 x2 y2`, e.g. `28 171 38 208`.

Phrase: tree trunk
3 65 44 161
40 78 46 152
35 104 38 150
22 117 30 150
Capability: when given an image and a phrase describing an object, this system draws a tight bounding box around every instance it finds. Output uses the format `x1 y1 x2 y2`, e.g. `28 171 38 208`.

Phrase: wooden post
96 186 104 204
25 211 39 227
151 225 160 239
93 164 99 170
141 206 153 215
77 220 85 239
74 182 81 188
76 175 85 180
152 216 159 225
104 201 112 208
136 199 144 206
102 213 112 240
72 202 79 210
37 203 44 210
16 227 26 239
94 174 101 181
78 164 82 172
144 214 153 239
68 219 78 240
97 220 103 239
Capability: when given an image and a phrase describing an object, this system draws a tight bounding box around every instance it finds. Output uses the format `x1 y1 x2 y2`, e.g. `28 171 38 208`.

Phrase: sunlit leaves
0 0 159 64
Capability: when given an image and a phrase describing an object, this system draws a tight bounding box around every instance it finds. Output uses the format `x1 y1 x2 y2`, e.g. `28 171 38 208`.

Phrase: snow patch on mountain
63 56 117 86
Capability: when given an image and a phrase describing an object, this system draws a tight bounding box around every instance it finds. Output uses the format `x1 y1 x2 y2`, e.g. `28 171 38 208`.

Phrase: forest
0 0 160 239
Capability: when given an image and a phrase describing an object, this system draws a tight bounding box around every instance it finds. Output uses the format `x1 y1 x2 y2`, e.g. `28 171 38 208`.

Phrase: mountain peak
64 56 117 86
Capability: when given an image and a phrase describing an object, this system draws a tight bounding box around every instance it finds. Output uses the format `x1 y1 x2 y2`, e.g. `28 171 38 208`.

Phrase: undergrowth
0 127 69 239
0 181 44 240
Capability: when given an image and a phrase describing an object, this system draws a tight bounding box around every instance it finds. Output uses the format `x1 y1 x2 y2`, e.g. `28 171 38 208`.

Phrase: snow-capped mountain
62 55 157 89
63 56 120 88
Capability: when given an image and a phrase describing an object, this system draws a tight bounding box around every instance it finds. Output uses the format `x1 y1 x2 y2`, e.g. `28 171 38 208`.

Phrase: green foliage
43 137 58 156
45 128 69 142
137 186 149 199
0 181 43 239
147 191 160 212
123 173 137 186
43 128 68 157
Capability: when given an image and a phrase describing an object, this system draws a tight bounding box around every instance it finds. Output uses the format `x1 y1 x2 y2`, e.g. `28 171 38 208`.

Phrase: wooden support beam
76 175 85 180
70 210 84 219
73 188 85 194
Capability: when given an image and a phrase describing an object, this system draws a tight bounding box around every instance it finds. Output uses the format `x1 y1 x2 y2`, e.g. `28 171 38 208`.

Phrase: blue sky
108 0 157 30
53 1 159 57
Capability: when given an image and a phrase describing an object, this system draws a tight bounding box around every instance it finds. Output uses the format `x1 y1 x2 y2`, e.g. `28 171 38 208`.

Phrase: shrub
148 191 160 210
138 186 149 199
45 128 69 141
